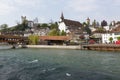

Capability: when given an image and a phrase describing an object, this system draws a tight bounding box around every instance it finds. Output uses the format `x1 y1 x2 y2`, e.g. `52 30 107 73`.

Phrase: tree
82 22 91 35
0 24 8 31
36 24 41 28
117 36 120 40
109 37 113 43
60 30 66 36
41 23 48 28
84 26 91 35
92 19 96 27
82 22 87 27
101 20 107 27
50 22 58 29
48 29 60 36
96 22 100 27
96 27 106 32
28 35 39 45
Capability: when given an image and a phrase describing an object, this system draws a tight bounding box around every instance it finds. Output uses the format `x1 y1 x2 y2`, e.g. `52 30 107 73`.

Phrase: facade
102 24 120 43
102 32 120 43
27 21 34 28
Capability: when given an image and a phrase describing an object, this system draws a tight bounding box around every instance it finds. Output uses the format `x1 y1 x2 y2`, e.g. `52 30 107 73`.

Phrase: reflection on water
0 49 120 80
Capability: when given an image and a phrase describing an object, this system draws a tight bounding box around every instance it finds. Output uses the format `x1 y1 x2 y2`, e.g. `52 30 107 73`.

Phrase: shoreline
24 45 82 50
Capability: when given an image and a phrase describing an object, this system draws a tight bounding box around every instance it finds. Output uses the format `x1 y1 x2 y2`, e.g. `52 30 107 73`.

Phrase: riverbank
24 45 82 50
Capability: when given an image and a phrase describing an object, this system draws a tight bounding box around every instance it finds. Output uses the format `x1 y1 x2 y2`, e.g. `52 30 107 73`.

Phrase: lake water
0 48 120 80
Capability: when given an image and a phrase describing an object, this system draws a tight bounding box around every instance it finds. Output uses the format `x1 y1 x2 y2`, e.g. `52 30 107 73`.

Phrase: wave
29 59 38 63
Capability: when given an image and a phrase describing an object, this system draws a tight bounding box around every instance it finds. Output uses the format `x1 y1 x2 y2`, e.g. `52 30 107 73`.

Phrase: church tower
60 12 64 22
86 17 90 26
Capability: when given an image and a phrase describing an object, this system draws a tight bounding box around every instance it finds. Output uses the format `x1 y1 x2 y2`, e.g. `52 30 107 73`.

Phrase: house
102 24 120 43
27 21 34 28
58 13 83 43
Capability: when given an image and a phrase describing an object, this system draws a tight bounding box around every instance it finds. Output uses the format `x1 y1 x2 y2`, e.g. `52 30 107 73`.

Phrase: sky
0 0 120 27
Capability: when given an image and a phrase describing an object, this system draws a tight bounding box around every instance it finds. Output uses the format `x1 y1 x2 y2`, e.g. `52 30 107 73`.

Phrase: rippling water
0 48 120 80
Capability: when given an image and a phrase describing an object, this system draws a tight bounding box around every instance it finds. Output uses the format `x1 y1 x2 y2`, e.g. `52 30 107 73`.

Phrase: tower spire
61 12 64 21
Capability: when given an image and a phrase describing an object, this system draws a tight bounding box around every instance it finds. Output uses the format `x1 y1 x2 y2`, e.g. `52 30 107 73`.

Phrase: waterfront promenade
25 45 82 50
12 44 120 51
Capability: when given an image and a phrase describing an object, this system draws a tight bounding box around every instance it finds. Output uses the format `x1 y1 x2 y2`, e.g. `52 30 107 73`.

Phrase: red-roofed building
39 36 71 45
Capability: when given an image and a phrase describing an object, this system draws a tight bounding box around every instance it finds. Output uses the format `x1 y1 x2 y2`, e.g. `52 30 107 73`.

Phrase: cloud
67 0 98 12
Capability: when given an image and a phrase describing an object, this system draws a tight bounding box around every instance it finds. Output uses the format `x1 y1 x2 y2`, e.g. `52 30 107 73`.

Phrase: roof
111 25 120 33
40 36 71 41
63 19 82 27
116 21 120 25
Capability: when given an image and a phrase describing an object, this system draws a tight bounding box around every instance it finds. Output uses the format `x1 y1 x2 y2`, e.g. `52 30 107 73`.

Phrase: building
39 36 71 45
58 13 82 33
58 13 83 42
102 24 120 43
27 21 34 28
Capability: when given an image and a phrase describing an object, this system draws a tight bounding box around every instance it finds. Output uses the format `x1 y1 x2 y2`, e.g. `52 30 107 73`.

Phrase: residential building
102 24 120 43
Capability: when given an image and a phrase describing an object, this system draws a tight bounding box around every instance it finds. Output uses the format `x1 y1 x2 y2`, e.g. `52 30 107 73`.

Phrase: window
115 32 120 35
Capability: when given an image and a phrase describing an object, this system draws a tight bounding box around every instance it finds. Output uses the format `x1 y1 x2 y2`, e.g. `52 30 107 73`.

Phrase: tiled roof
40 36 71 41
116 21 120 25
63 19 82 27
111 25 120 33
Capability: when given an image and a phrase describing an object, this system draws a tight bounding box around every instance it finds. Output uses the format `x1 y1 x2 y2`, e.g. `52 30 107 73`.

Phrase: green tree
28 35 39 45
92 19 96 27
48 29 60 36
36 24 41 28
109 37 113 43
117 36 120 40
82 22 88 27
0 24 8 31
96 27 106 32
60 30 66 36
50 22 58 29
96 22 100 27
41 23 48 28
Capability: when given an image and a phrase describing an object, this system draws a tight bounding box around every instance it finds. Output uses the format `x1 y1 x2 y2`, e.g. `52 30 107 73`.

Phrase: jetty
83 44 120 51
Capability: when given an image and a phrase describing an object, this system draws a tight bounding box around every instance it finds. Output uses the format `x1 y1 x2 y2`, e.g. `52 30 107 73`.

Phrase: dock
83 44 120 51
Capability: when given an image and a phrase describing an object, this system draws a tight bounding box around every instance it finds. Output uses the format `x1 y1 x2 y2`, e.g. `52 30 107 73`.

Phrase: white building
58 13 82 34
102 32 120 43
104 26 110 31
102 25 120 43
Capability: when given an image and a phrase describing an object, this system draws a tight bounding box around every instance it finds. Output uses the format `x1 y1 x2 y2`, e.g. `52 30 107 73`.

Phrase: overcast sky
0 0 120 27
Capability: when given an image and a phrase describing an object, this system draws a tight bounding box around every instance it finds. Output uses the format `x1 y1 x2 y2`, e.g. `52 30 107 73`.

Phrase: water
0 49 120 80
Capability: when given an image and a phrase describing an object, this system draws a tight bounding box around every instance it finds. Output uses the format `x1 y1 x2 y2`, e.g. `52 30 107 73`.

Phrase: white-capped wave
29 59 38 63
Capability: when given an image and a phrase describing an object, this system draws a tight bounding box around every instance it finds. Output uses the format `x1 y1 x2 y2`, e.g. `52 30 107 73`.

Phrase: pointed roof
61 12 64 21
40 36 71 41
